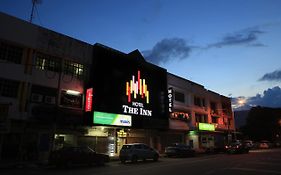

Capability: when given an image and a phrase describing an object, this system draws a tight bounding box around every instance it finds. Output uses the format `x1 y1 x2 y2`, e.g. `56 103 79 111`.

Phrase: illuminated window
35 52 61 72
64 60 84 78
0 78 20 98
60 90 82 108
0 42 23 64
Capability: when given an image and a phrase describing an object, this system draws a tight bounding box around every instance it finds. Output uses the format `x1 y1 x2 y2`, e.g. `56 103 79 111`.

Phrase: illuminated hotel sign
198 123 215 131
93 111 132 127
85 88 93 112
168 88 173 113
122 70 152 116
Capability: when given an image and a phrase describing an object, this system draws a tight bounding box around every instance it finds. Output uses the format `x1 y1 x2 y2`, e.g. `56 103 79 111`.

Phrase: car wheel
131 155 137 163
153 154 159 162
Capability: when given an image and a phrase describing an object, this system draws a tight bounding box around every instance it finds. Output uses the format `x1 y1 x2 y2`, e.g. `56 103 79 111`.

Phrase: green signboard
93 111 132 127
198 123 215 131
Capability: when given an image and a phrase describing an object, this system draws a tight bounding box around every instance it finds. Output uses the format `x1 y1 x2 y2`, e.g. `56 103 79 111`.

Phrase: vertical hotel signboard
168 87 173 113
85 88 93 112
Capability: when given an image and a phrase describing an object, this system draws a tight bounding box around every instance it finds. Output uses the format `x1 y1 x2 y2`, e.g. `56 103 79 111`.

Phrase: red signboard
85 88 93 112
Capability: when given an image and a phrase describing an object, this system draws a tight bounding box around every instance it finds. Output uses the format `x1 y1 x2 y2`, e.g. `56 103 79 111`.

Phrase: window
174 91 185 103
195 113 208 123
0 42 23 64
0 78 20 98
222 103 231 116
0 104 9 120
64 60 84 78
194 96 205 107
60 90 82 108
31 85 57 104
35 52 61 72
212 116 218 123
210 102 218 114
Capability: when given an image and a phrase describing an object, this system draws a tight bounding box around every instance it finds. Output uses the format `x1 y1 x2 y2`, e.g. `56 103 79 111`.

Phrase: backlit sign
93 111 132 127
198 123 215 131
168 88 173 113
122 70 152 116
85 88 93 112
170 112 190 121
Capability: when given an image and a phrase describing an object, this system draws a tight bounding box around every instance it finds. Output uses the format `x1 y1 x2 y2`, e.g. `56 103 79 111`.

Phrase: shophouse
0 12 92 162
167 73 235 152
82 44 169 156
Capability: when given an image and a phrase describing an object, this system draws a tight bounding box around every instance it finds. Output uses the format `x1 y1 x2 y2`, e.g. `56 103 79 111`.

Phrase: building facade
0 12 92 162
0 12 235 163
167 73 235 152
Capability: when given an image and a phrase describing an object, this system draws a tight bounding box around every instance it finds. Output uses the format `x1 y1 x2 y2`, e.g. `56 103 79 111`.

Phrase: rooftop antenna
29 0 42 23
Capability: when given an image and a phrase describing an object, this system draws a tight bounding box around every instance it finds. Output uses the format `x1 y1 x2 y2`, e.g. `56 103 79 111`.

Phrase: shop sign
85 88 93 112
93 111 132 126
122 70 152 116
168 88 173 113
198 123 215 131
170 112 190 121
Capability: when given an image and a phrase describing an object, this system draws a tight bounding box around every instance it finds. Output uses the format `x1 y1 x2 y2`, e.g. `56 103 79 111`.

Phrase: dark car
225 141 249 154
49 146 109 167
165 143 195 157
119 143 159 163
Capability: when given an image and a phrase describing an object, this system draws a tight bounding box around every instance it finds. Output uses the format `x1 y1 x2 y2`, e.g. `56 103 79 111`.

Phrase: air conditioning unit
31 93 43 103
45 96 56 104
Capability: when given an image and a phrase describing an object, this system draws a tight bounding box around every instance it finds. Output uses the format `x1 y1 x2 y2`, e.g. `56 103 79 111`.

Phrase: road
2 149 281 175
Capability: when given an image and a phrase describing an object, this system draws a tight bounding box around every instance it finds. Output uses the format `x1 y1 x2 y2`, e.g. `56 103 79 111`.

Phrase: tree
242 106 281 141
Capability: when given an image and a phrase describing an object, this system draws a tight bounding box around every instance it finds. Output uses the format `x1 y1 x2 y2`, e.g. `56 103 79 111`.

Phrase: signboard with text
198 123 215 131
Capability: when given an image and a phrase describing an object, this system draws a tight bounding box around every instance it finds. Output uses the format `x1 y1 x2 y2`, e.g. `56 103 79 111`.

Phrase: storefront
83 44 169 155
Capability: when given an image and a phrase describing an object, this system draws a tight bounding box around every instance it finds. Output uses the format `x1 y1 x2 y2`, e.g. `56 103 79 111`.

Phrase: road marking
228 167 281 174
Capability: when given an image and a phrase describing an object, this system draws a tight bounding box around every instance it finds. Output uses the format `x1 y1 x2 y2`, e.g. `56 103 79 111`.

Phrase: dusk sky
1 0 281 109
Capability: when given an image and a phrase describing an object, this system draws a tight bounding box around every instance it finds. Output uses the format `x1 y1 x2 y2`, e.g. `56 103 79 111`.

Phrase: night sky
1 0 281 110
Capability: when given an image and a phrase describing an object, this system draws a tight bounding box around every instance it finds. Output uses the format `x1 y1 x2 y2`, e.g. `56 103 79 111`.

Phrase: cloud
142 38 192 64
233 86 281 111
259 69 281 82
208 30 266 48
247 86 281 108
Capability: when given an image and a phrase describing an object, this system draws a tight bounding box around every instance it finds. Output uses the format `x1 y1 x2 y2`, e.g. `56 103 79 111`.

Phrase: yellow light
126 82 129 95
146 91 149 104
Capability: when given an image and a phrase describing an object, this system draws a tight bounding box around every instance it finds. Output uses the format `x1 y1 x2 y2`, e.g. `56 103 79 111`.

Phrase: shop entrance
117 137 126 155
117 129 127 155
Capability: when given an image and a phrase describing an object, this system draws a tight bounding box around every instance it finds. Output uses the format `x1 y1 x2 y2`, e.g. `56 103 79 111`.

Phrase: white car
119 143 159 163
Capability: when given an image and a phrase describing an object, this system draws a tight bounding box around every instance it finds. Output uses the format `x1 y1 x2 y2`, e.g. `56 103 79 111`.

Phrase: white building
167 73 235 152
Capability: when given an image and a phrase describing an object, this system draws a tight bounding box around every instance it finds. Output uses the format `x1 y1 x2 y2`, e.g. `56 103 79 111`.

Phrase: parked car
243 140 254 149
259 140 272 149
225 141 249 154
119 143 159 163
165 143 195 157
49 146 109 167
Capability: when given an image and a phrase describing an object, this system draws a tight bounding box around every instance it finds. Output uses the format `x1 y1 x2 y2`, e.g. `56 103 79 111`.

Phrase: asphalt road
2 149 281 175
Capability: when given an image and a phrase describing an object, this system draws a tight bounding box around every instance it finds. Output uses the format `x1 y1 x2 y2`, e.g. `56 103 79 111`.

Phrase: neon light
198 123 215 131
85 88 93 112
125 70 149 104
